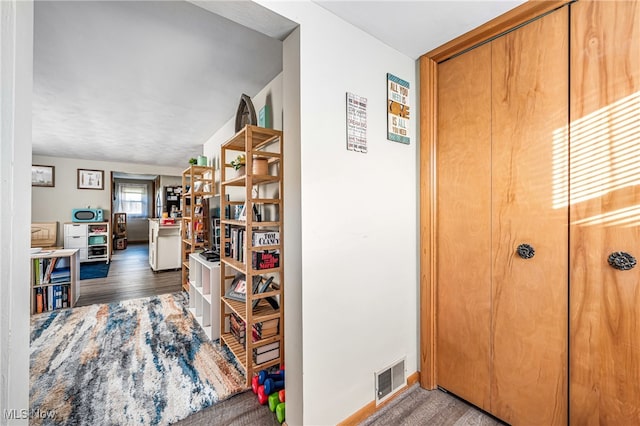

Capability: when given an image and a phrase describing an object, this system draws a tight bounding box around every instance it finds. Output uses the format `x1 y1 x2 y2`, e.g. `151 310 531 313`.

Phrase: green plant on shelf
230 154 246 170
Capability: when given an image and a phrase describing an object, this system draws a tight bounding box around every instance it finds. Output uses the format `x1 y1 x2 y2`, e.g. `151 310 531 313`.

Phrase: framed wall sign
346 92 368 153
31 165 55 187
77 169 104 190
387 73 411 144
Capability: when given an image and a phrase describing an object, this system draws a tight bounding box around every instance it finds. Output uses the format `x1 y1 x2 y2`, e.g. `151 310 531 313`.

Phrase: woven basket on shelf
252 158 268 175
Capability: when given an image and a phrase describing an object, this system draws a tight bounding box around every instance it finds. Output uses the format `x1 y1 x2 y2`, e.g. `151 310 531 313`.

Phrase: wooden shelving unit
181 165 215 292
219 125 284 386
113 213 127 250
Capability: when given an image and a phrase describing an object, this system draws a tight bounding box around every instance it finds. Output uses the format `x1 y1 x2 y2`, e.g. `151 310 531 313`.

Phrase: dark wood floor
75 243 182 306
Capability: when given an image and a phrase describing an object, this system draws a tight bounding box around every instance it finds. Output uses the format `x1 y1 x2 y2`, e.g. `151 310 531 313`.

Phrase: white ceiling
314 1 526 59
32 1 288 168
32 0 525 169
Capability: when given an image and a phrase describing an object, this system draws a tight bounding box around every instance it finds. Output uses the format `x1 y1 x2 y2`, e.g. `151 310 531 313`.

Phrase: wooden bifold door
430 1 640 424
569 1 640 423
436 7 568 425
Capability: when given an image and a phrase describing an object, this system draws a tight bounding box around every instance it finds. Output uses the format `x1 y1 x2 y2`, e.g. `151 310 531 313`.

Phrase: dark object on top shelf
199 249 220 262
235 94 257 132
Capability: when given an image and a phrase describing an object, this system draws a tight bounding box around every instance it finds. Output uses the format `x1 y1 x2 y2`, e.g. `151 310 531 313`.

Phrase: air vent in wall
375 357 406 405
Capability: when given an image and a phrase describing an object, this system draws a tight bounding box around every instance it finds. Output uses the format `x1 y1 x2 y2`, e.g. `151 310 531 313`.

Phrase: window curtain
114 182 149 218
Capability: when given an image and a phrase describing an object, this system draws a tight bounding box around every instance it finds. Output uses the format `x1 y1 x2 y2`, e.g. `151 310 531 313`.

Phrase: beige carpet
178 384 505 425
360 385 505 426
174 391 278 426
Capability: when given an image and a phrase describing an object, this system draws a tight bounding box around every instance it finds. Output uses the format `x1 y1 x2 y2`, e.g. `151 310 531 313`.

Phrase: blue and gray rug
30 292 246 425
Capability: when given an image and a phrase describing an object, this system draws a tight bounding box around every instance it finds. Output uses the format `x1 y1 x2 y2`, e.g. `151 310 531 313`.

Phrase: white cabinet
148 219 181 271
64 223 88 261
188 253 221 341
63 222 110 263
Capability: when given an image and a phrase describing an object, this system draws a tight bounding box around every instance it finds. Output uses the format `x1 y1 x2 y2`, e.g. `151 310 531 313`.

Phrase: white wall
258 2 418 424
159 175 182 188
202 63 306 423
281 27 303 426
202 72 283 176
202 73 283 209
0 0 32 422
31 155 182 245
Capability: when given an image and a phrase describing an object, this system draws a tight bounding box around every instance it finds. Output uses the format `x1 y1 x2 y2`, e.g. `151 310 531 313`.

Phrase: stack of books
253 341 280 365
228 313 280 347
253 318 279 341
35 285 69 313
229 312 246 345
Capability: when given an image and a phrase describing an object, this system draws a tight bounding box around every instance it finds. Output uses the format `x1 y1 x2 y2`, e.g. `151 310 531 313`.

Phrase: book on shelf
226 274 278 309
252 329 275 342
33 259 41 285
252 250 280 270
252 205 262 222
233 205 245 220
253 346 280 365
35 285 69 313
254 341 279 355
252 231 280 247
230 312 245 332
36 288 43 313
229 228 247 262
252 323 278 341
229 312 246 345
46 257 58 283
225 274 261 303
54 285 62 310
50 266 71 283
254 318 279 333
33 257 73 285
62 286 68 308
47 286 53 311
228 312 280 346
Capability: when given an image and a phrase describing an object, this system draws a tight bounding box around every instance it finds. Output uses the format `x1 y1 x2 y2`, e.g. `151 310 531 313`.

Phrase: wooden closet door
436 43 492 411
570 1 640 424
491 7 568 425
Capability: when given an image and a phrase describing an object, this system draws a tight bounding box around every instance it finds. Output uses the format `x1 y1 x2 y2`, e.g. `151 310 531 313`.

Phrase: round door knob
517 244 535 259
608 252 636 271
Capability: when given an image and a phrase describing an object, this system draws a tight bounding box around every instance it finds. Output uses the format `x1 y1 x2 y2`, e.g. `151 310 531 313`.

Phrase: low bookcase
188 253 221 341
30 249 80 314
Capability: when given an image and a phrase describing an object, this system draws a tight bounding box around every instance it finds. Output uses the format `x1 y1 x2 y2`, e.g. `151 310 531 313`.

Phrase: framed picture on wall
77 169 104 190
31 165 55 187
387 73 411 144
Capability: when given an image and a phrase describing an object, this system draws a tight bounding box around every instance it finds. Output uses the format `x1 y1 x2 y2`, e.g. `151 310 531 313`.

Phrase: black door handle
517 244 535 259
608 252 636 270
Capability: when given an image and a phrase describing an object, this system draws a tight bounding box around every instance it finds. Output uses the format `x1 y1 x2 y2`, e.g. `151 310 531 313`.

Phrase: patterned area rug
30 292 246 425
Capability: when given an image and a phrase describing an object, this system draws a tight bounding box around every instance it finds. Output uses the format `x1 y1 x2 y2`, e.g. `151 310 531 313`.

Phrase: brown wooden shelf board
222 297 280 323
221 257 246 274
221 333 247 369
